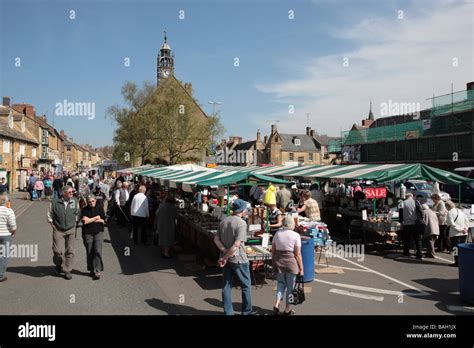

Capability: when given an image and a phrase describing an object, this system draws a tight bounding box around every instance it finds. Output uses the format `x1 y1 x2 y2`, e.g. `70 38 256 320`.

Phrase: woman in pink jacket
34 179 44 201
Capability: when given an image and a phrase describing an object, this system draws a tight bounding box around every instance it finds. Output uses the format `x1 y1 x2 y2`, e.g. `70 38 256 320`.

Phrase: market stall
254 163 470 243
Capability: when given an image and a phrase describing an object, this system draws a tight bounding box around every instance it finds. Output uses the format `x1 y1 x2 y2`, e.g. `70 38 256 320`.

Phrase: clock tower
157 31 174 86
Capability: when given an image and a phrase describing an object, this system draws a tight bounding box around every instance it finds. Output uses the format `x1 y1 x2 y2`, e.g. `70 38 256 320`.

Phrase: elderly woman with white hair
421 204 439 258
271 214 304 315
445 200 470 267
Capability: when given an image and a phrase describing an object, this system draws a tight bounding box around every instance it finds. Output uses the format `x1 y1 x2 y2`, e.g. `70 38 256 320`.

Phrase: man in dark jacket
52 175 64 199
47 186 79 279
399 193 425 259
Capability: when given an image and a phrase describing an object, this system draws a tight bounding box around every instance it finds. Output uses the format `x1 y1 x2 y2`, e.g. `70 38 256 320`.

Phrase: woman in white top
271 214 303 315
431 194 450 252
445 200 469 266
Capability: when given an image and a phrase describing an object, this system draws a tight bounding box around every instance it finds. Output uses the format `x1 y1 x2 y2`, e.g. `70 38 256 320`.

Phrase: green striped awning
252 163 468 185
117 164 156 175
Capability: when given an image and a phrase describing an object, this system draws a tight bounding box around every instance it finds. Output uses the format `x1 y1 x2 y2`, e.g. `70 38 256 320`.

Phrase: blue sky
1 0 472 147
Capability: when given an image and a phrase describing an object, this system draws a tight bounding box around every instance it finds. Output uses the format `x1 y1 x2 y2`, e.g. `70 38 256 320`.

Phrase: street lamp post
208 101 222 116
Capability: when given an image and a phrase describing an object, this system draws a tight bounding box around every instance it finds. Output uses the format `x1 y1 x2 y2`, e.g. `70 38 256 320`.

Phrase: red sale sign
364 187 387 199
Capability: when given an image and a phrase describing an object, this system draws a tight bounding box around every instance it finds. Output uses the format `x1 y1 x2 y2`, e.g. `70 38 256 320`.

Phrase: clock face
162 70 170 78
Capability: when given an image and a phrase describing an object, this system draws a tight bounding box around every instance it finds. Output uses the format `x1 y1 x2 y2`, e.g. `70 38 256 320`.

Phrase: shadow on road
204 298 274 316
145 298 221 315
146 296 275 315
106 220 224 292
388 256 453 267
7 265 56 278
408 277 471 315
7 265 92 278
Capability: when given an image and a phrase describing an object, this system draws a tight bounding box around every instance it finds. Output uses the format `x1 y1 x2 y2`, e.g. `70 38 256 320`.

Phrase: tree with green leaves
109 79 224 165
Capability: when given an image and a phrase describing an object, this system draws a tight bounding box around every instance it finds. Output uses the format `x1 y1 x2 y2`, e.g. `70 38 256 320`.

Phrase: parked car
401 180 451 204
441 180 474 203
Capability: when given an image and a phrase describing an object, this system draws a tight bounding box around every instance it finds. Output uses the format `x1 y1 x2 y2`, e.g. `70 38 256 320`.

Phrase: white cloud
255 0 473 137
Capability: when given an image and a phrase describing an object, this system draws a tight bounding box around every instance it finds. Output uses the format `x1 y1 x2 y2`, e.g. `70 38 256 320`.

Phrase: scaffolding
328 88 474 153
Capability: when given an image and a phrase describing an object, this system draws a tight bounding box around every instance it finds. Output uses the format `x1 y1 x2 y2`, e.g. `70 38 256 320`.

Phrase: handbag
289 275 305 305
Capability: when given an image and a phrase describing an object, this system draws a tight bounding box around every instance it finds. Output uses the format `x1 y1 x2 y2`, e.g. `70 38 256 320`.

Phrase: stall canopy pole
373 198 377 218
266 206 269 233
458 183 462 207
226 185 231 216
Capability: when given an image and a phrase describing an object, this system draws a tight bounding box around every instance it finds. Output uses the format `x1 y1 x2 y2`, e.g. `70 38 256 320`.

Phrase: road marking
446 305 474 313
315 278 422 296
325 265 372 272
329 288 384 302
434 255 453 263
326 251 430 296
14 201 34 218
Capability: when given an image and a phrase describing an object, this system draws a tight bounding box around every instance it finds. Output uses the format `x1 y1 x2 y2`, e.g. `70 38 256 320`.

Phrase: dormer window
8 110 14 129
294 138 301 146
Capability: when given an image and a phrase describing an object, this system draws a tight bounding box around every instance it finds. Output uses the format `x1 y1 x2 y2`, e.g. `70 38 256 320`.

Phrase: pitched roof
0 118 39 144
315 135 340 146
278 133 321 152
234 140 257 151
169 75 208 119
0 105 24 121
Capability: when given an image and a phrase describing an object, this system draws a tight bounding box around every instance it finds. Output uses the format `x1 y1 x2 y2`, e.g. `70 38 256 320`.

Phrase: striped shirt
0 206 17 236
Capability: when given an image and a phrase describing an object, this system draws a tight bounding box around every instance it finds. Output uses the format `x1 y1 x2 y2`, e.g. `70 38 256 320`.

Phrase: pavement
0 192 472 315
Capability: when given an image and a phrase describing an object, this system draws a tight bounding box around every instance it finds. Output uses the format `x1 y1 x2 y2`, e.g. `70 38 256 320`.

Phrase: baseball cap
232 199 247 213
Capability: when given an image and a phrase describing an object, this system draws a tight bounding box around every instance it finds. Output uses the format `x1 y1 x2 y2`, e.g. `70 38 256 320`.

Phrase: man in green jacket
47 186 79 280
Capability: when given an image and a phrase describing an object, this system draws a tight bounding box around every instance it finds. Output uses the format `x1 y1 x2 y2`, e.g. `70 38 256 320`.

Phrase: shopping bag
32 190 38 200
288 275 305 305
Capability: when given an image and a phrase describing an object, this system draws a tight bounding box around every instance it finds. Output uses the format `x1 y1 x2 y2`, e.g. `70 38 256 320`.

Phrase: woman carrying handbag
271 214 304 315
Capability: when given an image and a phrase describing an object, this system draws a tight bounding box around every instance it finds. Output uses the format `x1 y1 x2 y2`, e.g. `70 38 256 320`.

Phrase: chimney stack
306 127 311 136
60 130 65 138
271 124 277 134
310 129 315 138
12 103 35 117
264 135 268 144
2 97 11 107
256 129 261 142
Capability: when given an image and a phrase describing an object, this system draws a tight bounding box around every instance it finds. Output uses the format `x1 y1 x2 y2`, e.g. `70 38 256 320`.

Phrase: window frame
3 140 11 154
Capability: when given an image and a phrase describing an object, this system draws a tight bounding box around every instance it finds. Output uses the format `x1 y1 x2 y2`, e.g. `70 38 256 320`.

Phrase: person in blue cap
214 199 253 315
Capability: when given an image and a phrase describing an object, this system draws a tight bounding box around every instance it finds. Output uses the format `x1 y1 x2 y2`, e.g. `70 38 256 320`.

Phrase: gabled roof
0 118 39 144
169 75 208 119
278 133 321 152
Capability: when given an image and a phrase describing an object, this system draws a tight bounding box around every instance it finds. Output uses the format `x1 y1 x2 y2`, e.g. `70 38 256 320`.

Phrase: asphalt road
0 192 471 316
